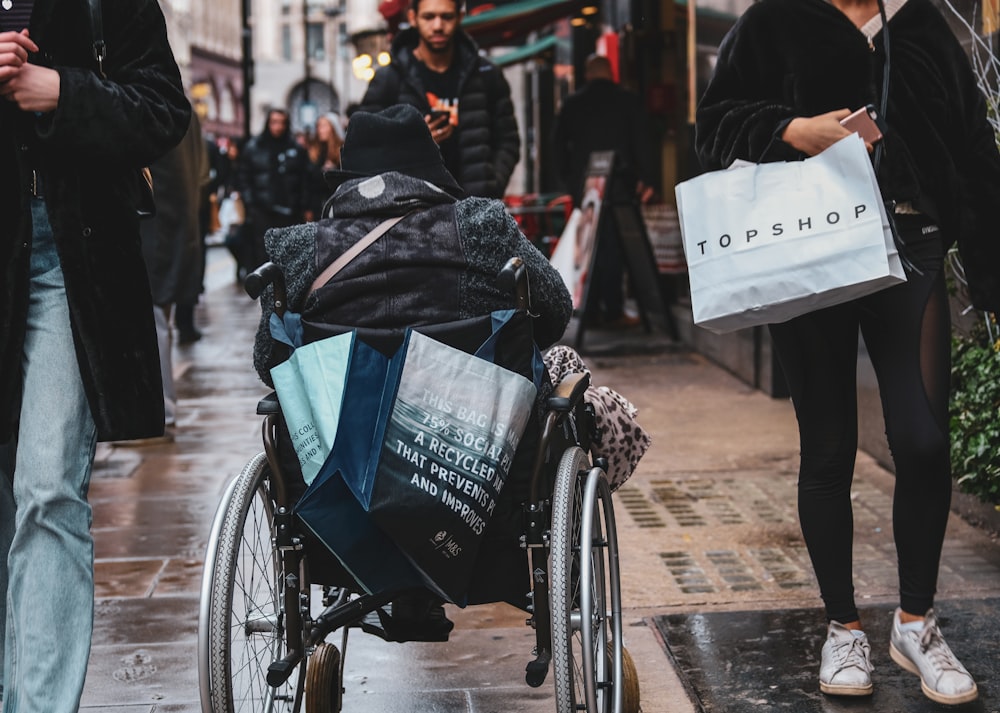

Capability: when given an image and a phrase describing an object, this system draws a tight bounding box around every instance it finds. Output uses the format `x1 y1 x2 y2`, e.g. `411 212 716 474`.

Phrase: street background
80 248 1000 712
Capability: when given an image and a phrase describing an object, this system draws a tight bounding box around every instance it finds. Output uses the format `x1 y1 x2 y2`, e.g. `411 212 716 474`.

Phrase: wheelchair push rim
549 446 625 713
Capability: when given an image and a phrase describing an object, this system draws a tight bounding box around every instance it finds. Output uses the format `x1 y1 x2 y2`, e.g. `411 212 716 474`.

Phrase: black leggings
769 216 952 624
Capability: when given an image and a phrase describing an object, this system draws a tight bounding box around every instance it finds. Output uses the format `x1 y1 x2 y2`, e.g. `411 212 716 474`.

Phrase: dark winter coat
695 0 1000 311
552 78 656 205
140 113 211 307
236 120 310 220
0 0 191 442
358 28 520 199
252 172 571 385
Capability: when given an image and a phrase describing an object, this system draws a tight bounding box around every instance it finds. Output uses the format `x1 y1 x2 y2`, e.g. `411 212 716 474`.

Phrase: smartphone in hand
840 104 885 144
428 109 452 127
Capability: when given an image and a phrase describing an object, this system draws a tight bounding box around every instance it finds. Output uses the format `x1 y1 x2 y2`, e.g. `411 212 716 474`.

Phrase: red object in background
379 0 407 31
595 31 619 82
504 193 573 257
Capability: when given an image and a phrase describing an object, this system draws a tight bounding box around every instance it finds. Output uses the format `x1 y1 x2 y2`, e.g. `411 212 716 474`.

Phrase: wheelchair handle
498 256 532 313
245 262 289 317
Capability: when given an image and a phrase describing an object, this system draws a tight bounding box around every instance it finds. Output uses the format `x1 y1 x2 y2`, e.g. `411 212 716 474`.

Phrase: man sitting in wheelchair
250 104 573 641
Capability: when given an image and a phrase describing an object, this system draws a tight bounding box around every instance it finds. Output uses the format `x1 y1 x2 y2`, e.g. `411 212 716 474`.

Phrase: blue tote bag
293 310 539 604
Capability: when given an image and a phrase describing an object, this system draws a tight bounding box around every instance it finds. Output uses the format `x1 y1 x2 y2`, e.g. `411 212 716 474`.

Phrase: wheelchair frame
197 258 636 713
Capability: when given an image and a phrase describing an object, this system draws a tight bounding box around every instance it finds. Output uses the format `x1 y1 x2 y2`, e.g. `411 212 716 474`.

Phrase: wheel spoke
203 456 304 713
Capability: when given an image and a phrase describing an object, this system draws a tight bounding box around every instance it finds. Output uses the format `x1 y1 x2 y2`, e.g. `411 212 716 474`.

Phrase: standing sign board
549 154 610 311
550 151 677 350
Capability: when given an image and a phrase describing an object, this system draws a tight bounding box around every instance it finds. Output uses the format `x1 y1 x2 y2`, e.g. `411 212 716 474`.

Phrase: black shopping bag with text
295 310 538 603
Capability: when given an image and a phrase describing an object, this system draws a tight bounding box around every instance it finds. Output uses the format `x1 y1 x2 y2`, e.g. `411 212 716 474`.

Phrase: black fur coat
0 0 191 441
696 0 1000 311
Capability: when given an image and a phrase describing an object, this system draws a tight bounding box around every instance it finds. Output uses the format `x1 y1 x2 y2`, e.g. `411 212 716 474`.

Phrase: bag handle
308 212 410 296
872 0 891 172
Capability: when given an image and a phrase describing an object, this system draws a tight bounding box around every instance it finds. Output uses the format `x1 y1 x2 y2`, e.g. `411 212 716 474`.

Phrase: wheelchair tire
549 446 625 713
198 453 305 713
305 642 342 713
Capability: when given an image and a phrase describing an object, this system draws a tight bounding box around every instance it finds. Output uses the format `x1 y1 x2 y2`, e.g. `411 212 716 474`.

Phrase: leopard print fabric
543 345 651 491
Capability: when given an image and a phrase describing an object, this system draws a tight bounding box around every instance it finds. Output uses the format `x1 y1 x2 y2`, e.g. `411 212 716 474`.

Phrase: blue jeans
0 198 98 713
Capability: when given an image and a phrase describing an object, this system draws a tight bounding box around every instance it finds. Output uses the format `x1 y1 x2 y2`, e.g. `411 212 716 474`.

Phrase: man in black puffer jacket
358 0 520 198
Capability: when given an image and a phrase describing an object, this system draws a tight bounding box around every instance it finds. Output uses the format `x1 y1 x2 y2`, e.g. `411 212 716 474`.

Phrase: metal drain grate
615 487 666 528
660 551 716 594
650 482 706 527
751 547 812 589
650 476 797 528
706 550 763 592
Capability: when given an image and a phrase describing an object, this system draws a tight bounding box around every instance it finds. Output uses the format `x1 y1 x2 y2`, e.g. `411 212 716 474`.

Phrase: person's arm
456 198 571 348
32 0 189 168
487 65 520 196
695 5 804 169
550 100 574 195
942 22 1000 312
253 222 319 385
623 92 657 202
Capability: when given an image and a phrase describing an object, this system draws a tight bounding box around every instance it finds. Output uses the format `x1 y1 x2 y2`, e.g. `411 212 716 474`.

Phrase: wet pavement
78 249 1000 712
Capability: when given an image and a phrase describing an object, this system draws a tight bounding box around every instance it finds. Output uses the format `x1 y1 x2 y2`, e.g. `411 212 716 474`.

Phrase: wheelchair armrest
257 391 281 416
245 262 289 317
546 371 590 413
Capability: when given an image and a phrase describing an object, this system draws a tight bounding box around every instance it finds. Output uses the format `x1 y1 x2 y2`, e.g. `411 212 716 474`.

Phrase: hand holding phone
840 104 884 145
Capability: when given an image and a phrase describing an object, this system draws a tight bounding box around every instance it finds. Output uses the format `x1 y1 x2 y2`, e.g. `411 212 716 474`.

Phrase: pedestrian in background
136 111 210 442
552 54 656 328
172 126 224 345
0 1 190 709
358 0 520 198
696 0 1000 704
305 112 345 218
234 108 309 275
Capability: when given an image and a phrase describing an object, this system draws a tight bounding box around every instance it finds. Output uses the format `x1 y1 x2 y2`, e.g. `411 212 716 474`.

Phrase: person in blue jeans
0 2 189 710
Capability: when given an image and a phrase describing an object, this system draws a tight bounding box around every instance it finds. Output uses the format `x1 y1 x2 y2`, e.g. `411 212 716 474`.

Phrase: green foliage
950 320 1000 504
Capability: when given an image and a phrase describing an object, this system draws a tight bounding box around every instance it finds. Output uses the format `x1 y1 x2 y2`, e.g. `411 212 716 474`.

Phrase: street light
302 0 312 103
241 0 253 138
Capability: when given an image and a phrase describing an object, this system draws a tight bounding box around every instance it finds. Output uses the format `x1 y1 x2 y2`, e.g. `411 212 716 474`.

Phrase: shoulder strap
86 0 107 78
308 213 409 296
859 0 907 39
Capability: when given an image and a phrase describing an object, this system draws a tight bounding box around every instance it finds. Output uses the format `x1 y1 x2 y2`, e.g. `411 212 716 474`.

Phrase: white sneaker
819 620 874 696
890 608 978 705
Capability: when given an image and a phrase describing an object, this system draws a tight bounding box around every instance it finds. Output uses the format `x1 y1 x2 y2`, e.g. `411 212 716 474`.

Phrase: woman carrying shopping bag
696 0 1000 704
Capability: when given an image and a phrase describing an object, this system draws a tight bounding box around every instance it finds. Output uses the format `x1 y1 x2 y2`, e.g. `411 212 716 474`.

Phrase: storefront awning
492 34 560 66
463 0 584 48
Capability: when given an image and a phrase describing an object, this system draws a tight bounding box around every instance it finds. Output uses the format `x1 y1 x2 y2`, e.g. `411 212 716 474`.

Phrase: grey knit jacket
253 172 572 385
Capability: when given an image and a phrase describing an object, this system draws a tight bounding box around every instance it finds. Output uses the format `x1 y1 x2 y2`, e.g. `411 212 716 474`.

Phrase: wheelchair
197 257 639 713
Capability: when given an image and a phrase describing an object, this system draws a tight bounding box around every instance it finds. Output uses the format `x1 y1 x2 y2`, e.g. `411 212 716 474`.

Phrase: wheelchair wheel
199 453 305 713
305 642 342 713
549 446 625 713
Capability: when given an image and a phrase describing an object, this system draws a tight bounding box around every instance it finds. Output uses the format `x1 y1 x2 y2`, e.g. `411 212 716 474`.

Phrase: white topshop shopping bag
675 134 905 333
